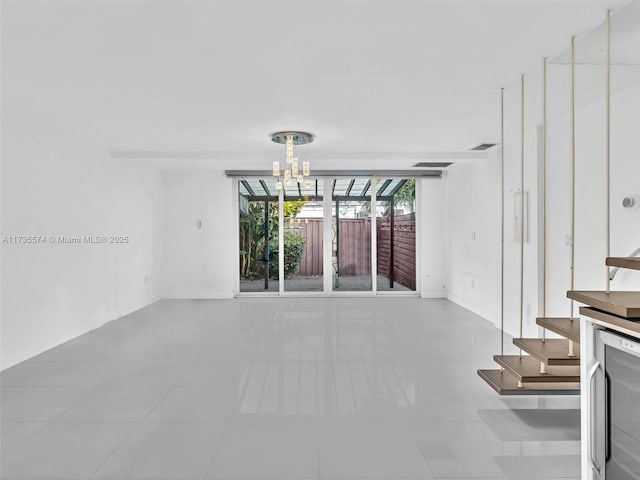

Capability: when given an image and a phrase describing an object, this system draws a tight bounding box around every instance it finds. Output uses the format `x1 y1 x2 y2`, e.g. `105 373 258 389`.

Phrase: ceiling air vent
413 162 452 168
470 143 496 151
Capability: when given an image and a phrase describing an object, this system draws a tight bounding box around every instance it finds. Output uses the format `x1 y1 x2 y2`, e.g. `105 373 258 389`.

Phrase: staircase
478 256 640 395
478 317 581 395
606 256 640 271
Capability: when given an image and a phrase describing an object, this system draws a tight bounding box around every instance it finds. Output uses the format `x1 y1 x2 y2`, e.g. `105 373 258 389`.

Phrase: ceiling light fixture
271 131 313 190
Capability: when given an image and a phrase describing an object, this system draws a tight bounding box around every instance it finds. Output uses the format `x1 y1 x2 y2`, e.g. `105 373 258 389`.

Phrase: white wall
161 170 235 299
418 177 447 298
609 84 640 287
1 115 164 369
445 80 640 337
160 172 446 299
445 150 501 323
543 80 640 325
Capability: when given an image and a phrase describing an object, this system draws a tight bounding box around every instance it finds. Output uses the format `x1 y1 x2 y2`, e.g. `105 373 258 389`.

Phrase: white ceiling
1 0 633 170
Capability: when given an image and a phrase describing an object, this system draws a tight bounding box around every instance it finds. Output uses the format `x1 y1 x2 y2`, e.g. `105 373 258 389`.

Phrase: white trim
235 175 420 298
1 297 164 371
371 175 378 293
414 178 422 294
278 187 284 294
377 291 420 297
232 180 240 295
446 293 496 326
235 292 282 297
326 291 378 297
580 317 595 480
168 292 235 300
420 291 447 299
279 291 330 297
323 179 333 293
236 291 419 298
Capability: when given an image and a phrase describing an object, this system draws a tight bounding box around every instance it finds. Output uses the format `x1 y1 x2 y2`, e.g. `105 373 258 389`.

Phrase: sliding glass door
238 179 280 293
375 179 416 292
283 179 324 292
237 176 416 295
332 178 373 292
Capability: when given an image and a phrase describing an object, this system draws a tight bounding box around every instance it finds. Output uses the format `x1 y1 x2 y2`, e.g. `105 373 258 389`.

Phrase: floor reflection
237 307 416 416
1 297 582 479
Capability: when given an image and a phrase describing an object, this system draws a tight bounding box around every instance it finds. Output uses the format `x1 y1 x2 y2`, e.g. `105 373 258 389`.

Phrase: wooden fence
338 219 372 276
292 220 323 276
376 213 416 290
289 214 415 289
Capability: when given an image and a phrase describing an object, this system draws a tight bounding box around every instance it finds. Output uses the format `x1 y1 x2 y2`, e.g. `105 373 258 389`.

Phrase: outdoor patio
239 275 411 293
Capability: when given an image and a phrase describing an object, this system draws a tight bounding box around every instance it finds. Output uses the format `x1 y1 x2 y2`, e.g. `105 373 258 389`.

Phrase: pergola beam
388 179 407 196
258 179 271 196
241 180 256 197
244 195 393 202
344 179 356 197
377 179 393 196
361 180 371 196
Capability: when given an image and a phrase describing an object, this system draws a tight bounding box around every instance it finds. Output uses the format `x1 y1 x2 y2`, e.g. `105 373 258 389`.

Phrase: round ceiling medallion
271 131 314 145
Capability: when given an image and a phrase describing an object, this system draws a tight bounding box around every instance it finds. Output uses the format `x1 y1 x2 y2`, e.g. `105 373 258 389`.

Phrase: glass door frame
234 175 420 297
326 176 377 295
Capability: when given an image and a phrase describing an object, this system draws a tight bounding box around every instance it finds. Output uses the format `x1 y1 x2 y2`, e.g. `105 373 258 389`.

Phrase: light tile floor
0 298 581 479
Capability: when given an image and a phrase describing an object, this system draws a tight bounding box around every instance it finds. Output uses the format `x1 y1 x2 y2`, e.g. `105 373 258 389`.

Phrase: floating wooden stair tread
512 338 580 366
567 290 640 318
493 355 580 383
606 257 640 271
536 317 580 343
477 369 580 395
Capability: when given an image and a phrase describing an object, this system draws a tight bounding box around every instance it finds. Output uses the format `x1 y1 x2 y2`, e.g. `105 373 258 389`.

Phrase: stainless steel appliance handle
588 360 601 477
605 371 611 464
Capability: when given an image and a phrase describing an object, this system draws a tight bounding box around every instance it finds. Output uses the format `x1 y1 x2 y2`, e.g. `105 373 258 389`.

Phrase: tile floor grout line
199 425 228 480
86 420 144 479
314 351 320 416
346 356 358 412
410 420 438 479
256 359 270 415
48 384 101 423
86 384 175 479
317 435 321 480
0 419 51 461
0 382 120 473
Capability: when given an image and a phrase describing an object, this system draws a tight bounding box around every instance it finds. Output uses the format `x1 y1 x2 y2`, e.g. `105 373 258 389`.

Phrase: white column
278 186 284 294
371 176 377 292
323 179 333 294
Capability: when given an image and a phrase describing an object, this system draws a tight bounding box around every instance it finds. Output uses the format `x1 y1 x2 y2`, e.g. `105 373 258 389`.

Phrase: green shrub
269 233 306 279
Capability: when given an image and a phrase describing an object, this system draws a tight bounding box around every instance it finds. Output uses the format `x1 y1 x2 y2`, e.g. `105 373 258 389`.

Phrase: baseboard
446 293 497 327
1 296 163 372
420 291 447 299
2 321 107 371
164 291 234 300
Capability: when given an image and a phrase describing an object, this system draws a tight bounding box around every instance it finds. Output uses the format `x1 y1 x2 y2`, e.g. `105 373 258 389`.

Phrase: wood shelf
536 317 580 343
606 257 640 271
477 369 580 396
513 338 580 366
567 291 640 318
493 355 580 383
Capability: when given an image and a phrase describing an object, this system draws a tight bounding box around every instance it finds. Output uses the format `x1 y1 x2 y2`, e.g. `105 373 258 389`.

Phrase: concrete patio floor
239 275 412 293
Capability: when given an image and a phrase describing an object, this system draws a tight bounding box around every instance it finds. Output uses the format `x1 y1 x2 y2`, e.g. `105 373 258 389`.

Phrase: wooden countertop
580 307 640 339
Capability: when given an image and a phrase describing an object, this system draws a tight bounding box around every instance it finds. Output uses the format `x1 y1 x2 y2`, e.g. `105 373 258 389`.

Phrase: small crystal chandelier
271 131 313 190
